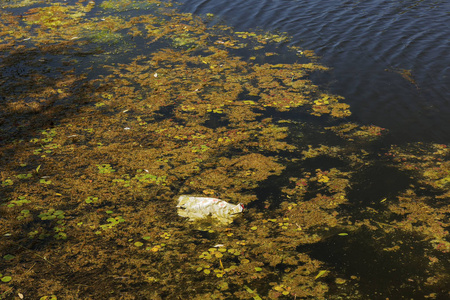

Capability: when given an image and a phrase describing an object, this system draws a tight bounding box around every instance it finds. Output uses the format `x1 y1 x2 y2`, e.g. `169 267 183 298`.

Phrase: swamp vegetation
0 0 449 299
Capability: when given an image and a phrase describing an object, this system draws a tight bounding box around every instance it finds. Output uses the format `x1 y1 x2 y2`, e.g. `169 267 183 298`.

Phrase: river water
178 0 450 143
1 1 449 299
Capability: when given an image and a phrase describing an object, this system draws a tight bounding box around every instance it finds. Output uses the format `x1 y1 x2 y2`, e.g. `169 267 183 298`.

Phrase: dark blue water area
178 0 450 144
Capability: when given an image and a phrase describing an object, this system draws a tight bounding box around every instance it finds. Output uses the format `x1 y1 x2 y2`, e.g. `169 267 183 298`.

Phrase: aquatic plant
0 0 448 299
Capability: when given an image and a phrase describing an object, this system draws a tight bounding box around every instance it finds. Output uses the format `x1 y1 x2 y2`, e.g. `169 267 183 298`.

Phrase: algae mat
0 0 449 299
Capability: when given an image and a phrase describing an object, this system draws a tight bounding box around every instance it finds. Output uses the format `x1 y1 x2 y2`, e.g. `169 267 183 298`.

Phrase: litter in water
177 195 244 224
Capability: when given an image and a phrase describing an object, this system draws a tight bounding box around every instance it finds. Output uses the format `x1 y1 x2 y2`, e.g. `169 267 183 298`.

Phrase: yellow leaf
273 285 284 292
315 270 327 280
318 175 329 183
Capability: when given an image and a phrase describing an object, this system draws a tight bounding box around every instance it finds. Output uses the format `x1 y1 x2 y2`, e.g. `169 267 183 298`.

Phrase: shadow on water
298 227 450 299
0 43 94 148
0 40 107 268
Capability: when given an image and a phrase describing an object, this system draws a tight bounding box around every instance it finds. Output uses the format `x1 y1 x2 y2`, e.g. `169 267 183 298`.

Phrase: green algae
0 0 449 299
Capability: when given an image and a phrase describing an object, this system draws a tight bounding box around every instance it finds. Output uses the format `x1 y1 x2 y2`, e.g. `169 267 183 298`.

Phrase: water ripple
179 0 450 143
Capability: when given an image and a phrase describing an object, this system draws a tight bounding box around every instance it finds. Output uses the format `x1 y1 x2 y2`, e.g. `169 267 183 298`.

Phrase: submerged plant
0 0 448 299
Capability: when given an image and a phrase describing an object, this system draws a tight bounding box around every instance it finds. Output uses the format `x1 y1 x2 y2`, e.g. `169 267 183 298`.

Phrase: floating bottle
177 195 244 224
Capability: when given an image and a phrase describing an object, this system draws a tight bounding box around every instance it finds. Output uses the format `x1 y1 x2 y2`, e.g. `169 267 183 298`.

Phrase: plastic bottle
177 195 244 224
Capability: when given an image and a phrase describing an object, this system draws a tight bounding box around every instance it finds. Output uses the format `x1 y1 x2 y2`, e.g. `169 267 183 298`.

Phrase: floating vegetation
0 0 448 299
0 275 12 283
96 163 115 174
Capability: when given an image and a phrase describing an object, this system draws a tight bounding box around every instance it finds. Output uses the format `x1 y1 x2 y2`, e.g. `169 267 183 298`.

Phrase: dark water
178 0 450 143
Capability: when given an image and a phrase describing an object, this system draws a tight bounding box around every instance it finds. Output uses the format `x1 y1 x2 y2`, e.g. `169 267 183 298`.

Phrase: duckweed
84 196 98 204
3 254 15 261
4 196 30 208
1 179 13 186
38 209 65 221
17 209 31 220
100 216 125 229
96 164 115 174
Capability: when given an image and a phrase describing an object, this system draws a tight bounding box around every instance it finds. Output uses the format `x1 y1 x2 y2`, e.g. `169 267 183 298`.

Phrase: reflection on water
178 0 450 143
0 0 449 299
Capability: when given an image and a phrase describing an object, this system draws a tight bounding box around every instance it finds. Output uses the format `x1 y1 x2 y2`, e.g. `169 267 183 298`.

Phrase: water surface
179 0 450 143
0 1 449 299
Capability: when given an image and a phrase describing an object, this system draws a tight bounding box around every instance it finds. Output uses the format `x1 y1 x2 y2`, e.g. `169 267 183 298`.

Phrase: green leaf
243 285 262 300
3 254 15 261
40 296 57 300
40 178 52 184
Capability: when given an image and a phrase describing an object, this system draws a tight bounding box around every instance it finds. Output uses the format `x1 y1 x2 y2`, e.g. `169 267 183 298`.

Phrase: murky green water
0 1 449 299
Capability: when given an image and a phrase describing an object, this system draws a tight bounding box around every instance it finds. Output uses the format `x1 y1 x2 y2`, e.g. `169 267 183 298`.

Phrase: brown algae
0 0 449 299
